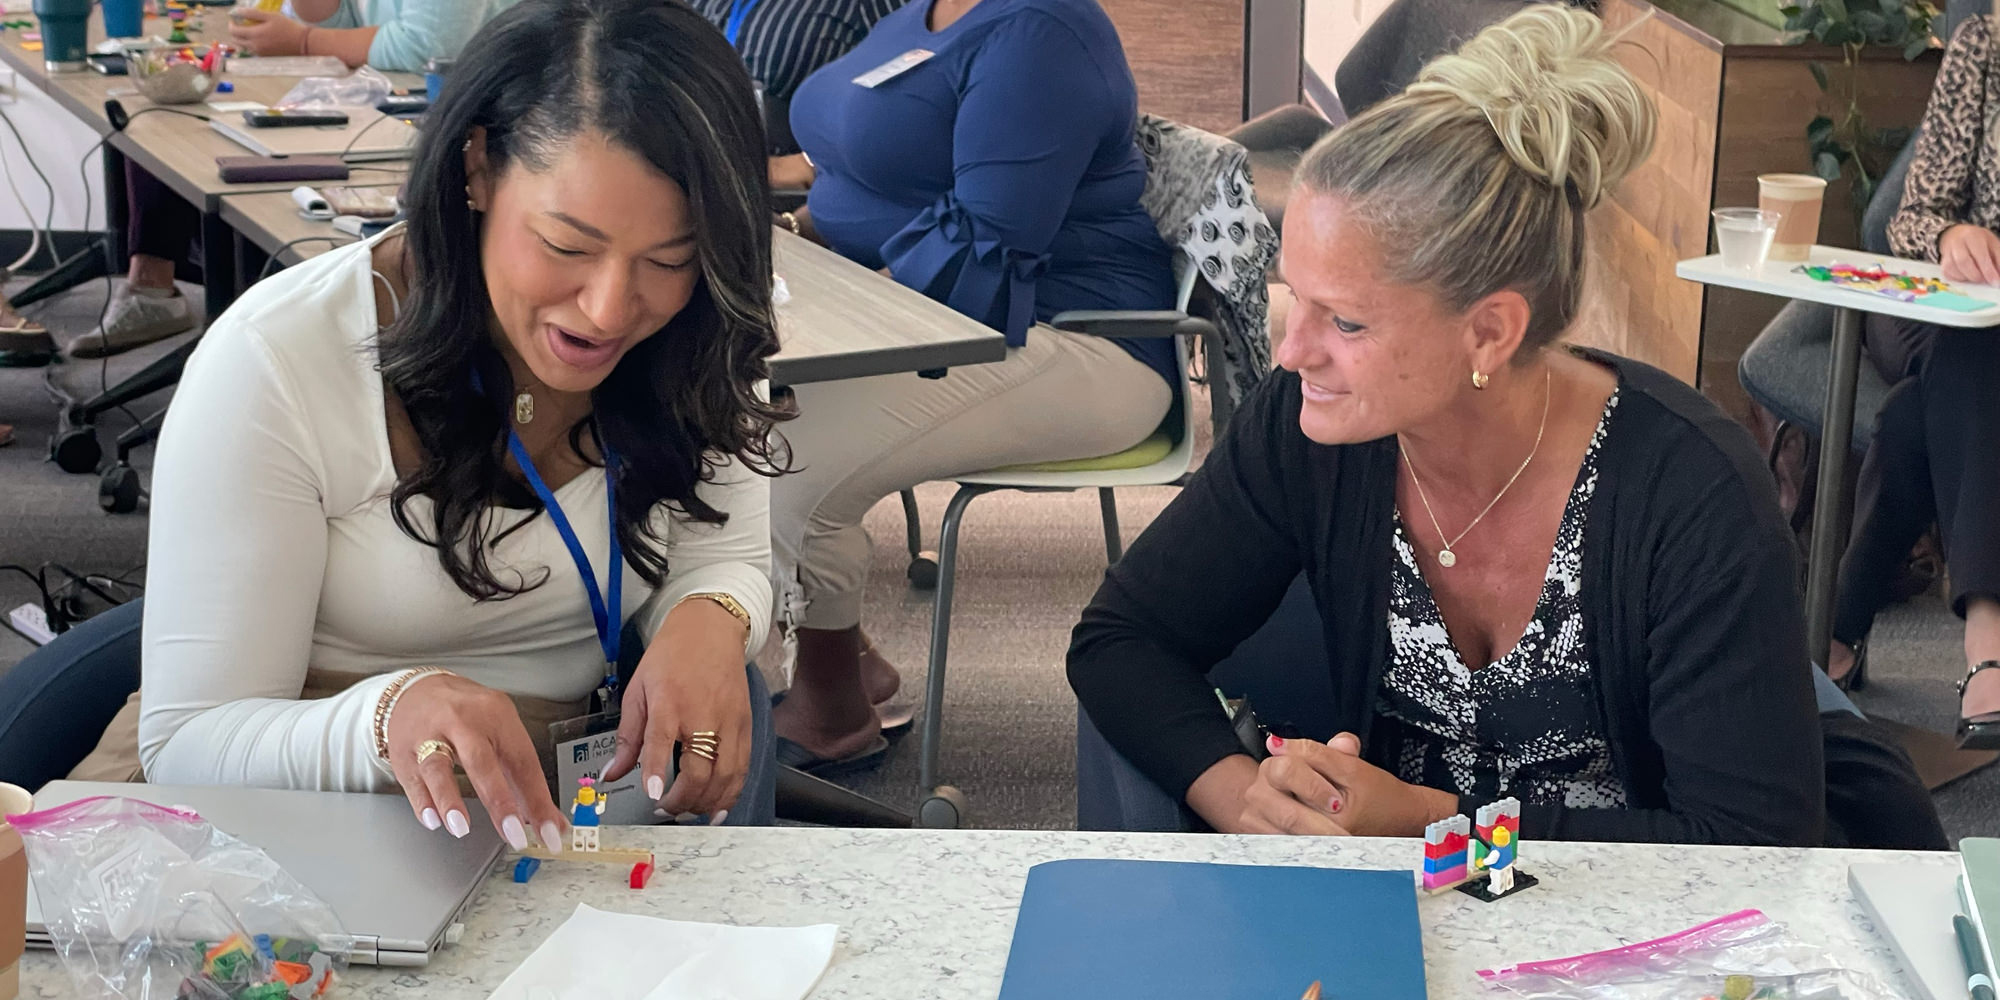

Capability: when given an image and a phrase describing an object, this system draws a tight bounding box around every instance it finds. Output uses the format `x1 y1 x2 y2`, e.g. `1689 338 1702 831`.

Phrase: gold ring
686 745 719 762
415 739 456 767
685 732 719 762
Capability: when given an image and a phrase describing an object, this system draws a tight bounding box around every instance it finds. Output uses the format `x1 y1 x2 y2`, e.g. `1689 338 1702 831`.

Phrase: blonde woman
1068 5 1829 844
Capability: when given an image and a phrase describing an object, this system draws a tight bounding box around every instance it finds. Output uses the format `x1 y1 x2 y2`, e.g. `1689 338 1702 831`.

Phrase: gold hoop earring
1472 370 1490 390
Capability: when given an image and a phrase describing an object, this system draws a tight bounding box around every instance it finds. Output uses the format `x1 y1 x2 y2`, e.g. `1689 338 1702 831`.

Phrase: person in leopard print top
1829 13 2000 749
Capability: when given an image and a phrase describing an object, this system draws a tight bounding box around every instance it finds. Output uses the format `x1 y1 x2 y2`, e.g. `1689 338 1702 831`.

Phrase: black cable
77 105 215 429
0 563 64 633
256 236 343 281
45 562 127 609
338 110 395 161
0 107 61 274
0 564 53 605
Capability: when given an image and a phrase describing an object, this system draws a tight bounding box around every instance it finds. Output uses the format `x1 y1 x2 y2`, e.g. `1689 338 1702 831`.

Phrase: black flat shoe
1955 660 2000 750
1832 637 1869 692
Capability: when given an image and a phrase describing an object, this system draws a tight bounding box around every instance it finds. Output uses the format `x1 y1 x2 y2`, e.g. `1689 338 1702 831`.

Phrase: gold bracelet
372 667 451 763
675 591 753 638
779 211 801 236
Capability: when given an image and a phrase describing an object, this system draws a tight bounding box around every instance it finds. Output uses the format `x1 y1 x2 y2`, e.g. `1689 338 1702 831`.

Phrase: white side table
1677 246 2000 667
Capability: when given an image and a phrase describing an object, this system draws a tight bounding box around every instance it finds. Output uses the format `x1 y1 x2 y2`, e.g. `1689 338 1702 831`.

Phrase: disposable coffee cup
0 782 33 1000
1758 173 1828 263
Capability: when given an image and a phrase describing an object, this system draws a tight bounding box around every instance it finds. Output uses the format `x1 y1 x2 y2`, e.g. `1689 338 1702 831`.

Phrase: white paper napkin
488 903 838 1000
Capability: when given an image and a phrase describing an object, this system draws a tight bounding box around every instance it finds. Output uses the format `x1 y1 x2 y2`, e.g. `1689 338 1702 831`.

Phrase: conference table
0 10 416 316
13 827 1956 998
217 190 1009 385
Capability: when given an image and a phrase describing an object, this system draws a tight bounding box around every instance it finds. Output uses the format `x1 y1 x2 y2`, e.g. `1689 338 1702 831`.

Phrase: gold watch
678 591 752 634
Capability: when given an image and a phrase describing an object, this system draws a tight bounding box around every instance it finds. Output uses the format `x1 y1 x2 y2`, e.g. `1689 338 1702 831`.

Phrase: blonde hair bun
1404 4 1654 211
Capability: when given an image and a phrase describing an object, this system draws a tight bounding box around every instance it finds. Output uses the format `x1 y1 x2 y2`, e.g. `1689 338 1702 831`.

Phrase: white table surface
1676 244 2000 327
15 827 1958 999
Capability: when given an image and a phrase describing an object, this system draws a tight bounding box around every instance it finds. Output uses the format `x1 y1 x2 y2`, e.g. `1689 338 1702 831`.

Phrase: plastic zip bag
274 65 392 111
1478 909 1898 1000
7 795 351 1000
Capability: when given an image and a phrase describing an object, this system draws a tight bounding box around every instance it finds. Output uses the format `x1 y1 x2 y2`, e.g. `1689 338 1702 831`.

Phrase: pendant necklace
1400 367 1552 569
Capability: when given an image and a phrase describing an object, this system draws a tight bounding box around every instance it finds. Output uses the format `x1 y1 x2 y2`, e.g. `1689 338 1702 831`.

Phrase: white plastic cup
1758 173 1828 262
1713 208 1781 271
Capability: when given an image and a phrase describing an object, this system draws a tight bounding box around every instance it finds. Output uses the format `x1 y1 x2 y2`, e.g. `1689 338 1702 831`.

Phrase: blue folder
996 859 1429 999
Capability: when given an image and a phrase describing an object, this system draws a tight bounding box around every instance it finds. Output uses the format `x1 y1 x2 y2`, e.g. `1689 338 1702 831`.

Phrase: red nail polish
1328 796 1342 814
1266 734 1285 752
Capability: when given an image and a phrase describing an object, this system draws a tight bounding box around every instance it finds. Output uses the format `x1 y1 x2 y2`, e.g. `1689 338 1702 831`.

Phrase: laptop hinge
349 935 379 966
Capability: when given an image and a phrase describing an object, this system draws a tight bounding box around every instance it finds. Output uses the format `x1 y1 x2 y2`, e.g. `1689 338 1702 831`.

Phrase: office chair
893 117 1280 828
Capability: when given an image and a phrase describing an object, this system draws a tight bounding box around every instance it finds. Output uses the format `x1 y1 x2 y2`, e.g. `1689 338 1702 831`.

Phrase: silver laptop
209 109 418 162
25 781 503 967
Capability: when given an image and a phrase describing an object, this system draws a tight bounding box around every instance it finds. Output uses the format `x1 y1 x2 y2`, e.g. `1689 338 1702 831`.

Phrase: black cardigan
1067 350 1826 846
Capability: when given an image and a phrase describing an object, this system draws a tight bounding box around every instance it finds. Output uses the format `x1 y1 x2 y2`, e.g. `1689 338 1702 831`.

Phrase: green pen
1954 913 1996 1000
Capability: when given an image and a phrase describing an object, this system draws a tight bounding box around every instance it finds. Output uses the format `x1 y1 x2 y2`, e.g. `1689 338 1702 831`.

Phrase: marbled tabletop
16 827 1959 998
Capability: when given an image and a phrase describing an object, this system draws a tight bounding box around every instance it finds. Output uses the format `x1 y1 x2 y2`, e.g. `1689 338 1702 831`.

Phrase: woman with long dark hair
127 0 789 841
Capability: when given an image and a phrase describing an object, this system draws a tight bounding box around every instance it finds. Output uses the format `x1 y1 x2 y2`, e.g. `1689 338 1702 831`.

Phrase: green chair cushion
997 431 1175 473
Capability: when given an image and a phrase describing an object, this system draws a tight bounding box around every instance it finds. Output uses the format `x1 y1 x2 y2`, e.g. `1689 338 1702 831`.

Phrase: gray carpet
3 280 1995 843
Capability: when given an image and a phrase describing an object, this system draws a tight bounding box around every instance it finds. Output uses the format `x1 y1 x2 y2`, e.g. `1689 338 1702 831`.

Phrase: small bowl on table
123 42 220 104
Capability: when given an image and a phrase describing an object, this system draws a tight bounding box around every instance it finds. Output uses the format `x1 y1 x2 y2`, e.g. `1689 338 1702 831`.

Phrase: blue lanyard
505 429 622 694
723 0 763 45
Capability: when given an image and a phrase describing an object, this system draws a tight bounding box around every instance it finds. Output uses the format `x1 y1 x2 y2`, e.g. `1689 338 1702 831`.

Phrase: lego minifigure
570 777 606 852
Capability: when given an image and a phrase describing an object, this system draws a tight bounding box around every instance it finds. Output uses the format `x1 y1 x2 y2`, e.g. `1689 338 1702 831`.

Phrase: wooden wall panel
1100 0 1246 133
1578 0 1721 380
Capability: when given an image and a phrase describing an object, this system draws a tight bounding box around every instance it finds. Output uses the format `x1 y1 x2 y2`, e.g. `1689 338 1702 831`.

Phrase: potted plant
1781 0 1942 216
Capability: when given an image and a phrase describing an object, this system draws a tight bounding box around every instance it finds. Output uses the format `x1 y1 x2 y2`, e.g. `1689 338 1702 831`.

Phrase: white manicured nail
501 815 528 850
540 822 563 851
420 808 441 831
675 812 698 824
653 808 670 818
708 810 729 826
446 810 470 838
646 775 664 800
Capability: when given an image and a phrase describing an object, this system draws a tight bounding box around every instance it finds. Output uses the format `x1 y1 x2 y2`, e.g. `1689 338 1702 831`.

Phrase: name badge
853 48 934 88
551 712 663 827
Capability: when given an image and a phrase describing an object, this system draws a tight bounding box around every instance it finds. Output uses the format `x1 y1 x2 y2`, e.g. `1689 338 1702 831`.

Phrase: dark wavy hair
378 0 788 600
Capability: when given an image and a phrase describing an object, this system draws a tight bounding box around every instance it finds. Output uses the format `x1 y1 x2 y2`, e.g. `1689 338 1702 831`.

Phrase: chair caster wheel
99 464 142 513
907 554 939 590
918 786 965 829
52 427 101 473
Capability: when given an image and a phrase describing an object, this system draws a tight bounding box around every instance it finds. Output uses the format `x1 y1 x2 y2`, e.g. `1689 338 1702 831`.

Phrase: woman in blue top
769 0 1176 769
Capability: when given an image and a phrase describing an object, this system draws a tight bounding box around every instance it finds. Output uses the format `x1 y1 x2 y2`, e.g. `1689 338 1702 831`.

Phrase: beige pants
772 325 1174 631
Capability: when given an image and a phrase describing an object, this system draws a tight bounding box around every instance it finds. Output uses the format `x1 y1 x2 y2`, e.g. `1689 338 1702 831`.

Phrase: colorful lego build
510 777 654 889
1419 797 1537 901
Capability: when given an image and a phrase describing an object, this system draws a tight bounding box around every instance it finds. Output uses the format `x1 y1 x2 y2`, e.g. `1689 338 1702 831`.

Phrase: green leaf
1905 37 1931 59
1820 0 1849 20
1781 3 1804 14
1879 0 1903 16
1851 10 1886 35
1810 61 1830 90
1807 115 1837 145
1816 151 1846 180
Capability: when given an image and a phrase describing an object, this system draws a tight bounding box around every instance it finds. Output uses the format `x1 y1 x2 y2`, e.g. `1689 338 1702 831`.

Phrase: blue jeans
1076 666 1863 833
0 600 776 825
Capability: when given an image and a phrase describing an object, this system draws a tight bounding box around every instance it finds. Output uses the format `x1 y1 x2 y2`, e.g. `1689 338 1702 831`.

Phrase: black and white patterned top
1375 389 1628 810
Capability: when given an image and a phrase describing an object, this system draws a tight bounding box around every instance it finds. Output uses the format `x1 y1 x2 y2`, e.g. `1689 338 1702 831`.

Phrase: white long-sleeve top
138 232 773 790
